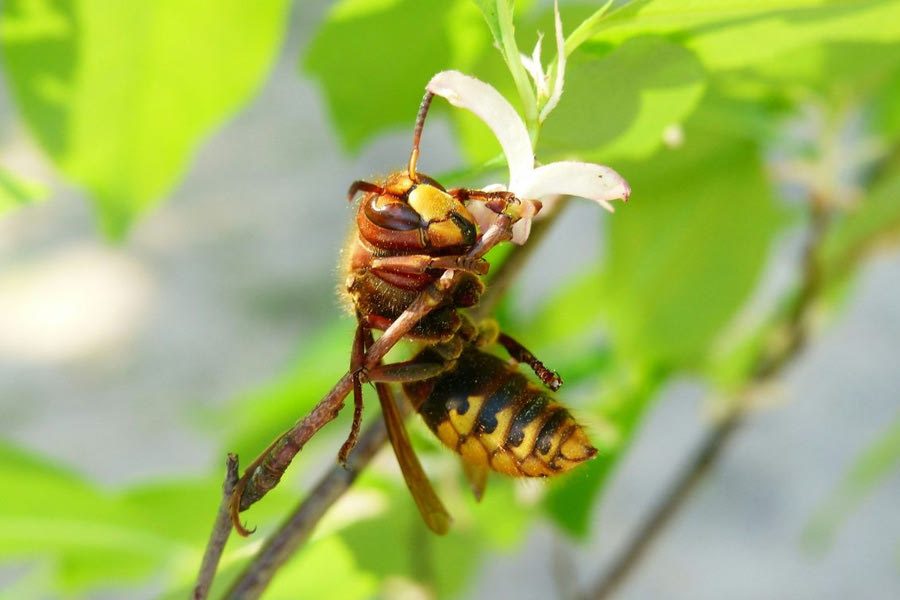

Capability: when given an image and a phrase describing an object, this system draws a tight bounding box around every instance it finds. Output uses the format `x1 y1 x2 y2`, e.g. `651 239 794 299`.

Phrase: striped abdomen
403 347 597 477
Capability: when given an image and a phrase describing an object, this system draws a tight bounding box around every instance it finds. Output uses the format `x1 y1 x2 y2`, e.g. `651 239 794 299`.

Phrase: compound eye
365 197 422 231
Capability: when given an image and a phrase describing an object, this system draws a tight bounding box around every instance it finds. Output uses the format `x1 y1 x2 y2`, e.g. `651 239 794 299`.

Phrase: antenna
407 91 434 181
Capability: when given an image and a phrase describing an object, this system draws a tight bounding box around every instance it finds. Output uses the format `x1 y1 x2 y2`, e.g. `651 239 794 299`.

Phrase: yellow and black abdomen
403 347 597 477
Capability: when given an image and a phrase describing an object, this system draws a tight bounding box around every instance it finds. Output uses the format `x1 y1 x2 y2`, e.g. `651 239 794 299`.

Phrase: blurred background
1 1 899 599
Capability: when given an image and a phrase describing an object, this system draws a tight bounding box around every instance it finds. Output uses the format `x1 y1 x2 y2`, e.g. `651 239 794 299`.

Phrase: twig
193 454 240 600
581 199 831 600
224 418 390 599
222 209 565 599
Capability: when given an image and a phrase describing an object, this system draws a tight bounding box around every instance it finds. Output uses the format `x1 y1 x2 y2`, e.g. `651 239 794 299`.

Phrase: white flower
426 70 631 244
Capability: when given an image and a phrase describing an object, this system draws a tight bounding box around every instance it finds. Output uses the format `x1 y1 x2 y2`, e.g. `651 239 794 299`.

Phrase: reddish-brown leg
497 332 563 391
339 324 453 465
449 188 519 215
338 323 367 466
370 254 489 276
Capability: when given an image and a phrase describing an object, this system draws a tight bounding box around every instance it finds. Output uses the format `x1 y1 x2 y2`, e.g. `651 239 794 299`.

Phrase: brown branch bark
192 454 240 600
224 418 390 598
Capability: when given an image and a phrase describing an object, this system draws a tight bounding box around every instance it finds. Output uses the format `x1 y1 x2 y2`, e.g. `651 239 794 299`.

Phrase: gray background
1 2 898 598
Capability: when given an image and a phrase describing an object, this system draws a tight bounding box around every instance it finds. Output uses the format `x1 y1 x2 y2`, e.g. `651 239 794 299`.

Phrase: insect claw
234 520 257 537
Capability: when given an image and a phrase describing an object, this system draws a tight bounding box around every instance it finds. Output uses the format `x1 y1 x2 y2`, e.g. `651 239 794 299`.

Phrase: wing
375 380 451 535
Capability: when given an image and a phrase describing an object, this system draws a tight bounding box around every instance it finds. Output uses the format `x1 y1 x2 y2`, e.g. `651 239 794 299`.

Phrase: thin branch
193 454 240 600
221 209 566 599
224 418 390 599
581 199 831 600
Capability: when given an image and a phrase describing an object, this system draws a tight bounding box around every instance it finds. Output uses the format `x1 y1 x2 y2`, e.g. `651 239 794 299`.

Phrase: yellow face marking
448 395 484 438
426 219 467 247
436 421 460 450
459 436 489 468
408 185 459 222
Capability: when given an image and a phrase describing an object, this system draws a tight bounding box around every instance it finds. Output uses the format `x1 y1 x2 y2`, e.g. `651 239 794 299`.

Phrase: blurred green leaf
873 66 900 140
304 0 489 152
599 118 789 369
820 159 900 285
0 0 290 237
805 410 900 550
581 0 900 70
266 536 378 600
738 40 900 108
0 165 48 215
471 0 510 48
686 1 900 72
340 475 484 598
540 36 707 162
0 441 189 591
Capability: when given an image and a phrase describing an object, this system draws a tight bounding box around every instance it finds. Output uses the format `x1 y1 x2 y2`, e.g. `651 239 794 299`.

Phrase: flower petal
514 161 631 211
426 71 534 190
510 217 532 245
465 199 499 235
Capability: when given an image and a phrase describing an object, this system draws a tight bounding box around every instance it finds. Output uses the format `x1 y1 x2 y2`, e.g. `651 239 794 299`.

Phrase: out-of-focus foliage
0 0 290 237
804 410 900 549
0 164 47 214
1 0 899 598
305 0 493 151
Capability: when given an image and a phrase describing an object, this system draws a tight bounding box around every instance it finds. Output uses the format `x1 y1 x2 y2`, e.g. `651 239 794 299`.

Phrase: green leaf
820 159 900 285
540 36 707 162
266 536 378 600
0 0 290 237
471 0 509 47
304 0 489 152
340 476 484 598
685 0 900 72
0 441 188 591
598 118 789 369
730 39 900 109
0 165 48 215
578 0 900 70
804 410 900 550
